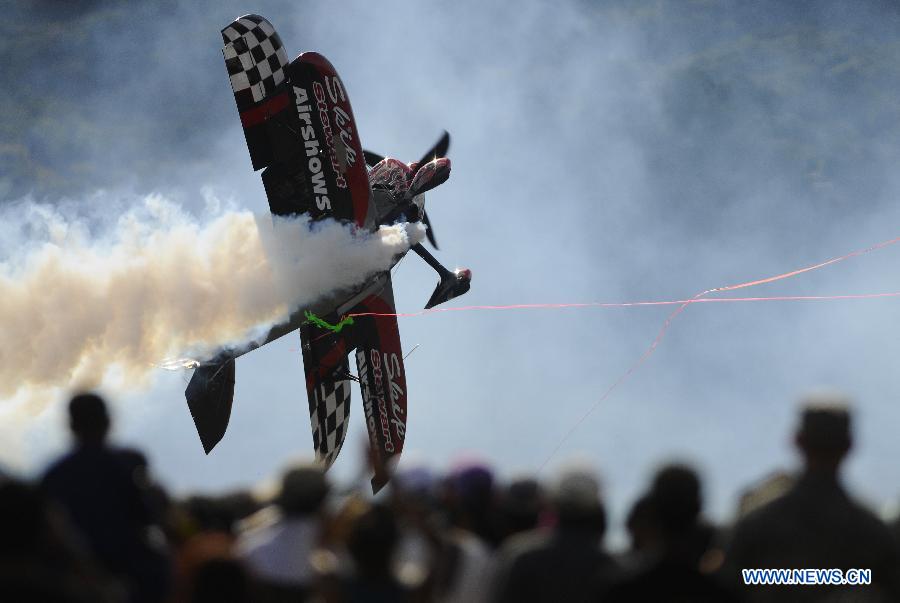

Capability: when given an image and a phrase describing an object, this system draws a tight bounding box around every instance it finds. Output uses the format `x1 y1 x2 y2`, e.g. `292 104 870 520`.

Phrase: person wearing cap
235 464 330 598
723 391 900 602
497 477 545 540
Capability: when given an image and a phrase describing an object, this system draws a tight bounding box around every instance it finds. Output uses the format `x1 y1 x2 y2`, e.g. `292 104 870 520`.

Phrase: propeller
414 130 450 168
362 131 451 249
362 131 450 169
411 131 449 249
421 209 438 249
363 150 384 167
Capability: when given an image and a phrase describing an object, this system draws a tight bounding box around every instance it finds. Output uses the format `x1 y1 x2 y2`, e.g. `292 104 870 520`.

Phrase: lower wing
351 275 408 493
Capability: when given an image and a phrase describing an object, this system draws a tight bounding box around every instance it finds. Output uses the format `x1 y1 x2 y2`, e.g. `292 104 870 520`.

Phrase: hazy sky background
3 0 900 536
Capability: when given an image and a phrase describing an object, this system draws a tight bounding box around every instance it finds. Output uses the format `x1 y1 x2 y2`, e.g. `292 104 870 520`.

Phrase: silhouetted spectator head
393 464 435 500
794 392 852 473
184 496 229 534
445 461 499 543
650 464 702 537
391 464 437 522
218 491 261 524
450 462 494 512
276 464 329 517
552 466 606 533
499 477 544 536
68 392 110 445
346 502 398 579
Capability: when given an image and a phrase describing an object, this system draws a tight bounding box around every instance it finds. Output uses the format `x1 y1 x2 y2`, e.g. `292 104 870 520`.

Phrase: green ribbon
304 310 354 333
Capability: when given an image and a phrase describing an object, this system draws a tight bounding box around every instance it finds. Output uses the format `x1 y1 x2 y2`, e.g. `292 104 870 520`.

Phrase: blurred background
2 0 900 540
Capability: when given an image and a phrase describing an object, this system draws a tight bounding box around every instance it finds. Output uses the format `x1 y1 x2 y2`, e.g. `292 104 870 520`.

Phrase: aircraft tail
185 358 236 454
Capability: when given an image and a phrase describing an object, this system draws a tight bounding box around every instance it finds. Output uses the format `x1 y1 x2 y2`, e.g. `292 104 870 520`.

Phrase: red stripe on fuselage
240 91 289 128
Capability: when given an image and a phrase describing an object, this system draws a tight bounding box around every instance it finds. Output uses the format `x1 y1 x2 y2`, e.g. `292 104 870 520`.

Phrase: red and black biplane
185 15 471 492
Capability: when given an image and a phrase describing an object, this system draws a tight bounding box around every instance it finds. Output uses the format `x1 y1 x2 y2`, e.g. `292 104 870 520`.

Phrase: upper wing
300 323 352 468
221 16 373 226
351 275 408 493
222 15 291 171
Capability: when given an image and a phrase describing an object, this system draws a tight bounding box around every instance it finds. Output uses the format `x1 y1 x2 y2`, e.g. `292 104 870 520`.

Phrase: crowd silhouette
0 390 898 602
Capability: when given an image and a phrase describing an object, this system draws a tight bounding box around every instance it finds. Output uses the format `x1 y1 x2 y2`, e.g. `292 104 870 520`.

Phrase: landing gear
412 243 472 309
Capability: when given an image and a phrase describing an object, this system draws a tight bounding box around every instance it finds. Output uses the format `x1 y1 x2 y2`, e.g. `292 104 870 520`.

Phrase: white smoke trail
0 194 424 400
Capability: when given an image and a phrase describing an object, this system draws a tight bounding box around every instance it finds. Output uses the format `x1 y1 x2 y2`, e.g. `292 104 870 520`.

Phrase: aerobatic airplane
185 14 471 491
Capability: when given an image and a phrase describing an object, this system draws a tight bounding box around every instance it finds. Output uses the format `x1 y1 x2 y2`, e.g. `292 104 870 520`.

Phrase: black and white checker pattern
309 378 351 469
221 15 289 110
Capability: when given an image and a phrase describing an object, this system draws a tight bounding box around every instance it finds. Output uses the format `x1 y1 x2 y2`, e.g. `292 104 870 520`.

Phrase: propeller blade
414 131 450 169
422 210 438 249
363 150 384 167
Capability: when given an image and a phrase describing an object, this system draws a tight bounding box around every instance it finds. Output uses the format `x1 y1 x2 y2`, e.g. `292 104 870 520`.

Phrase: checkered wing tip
221 14 290 110
309 378 352 470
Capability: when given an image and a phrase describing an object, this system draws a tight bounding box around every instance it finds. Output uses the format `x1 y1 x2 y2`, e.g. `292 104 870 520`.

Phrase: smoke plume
0 194 423 398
